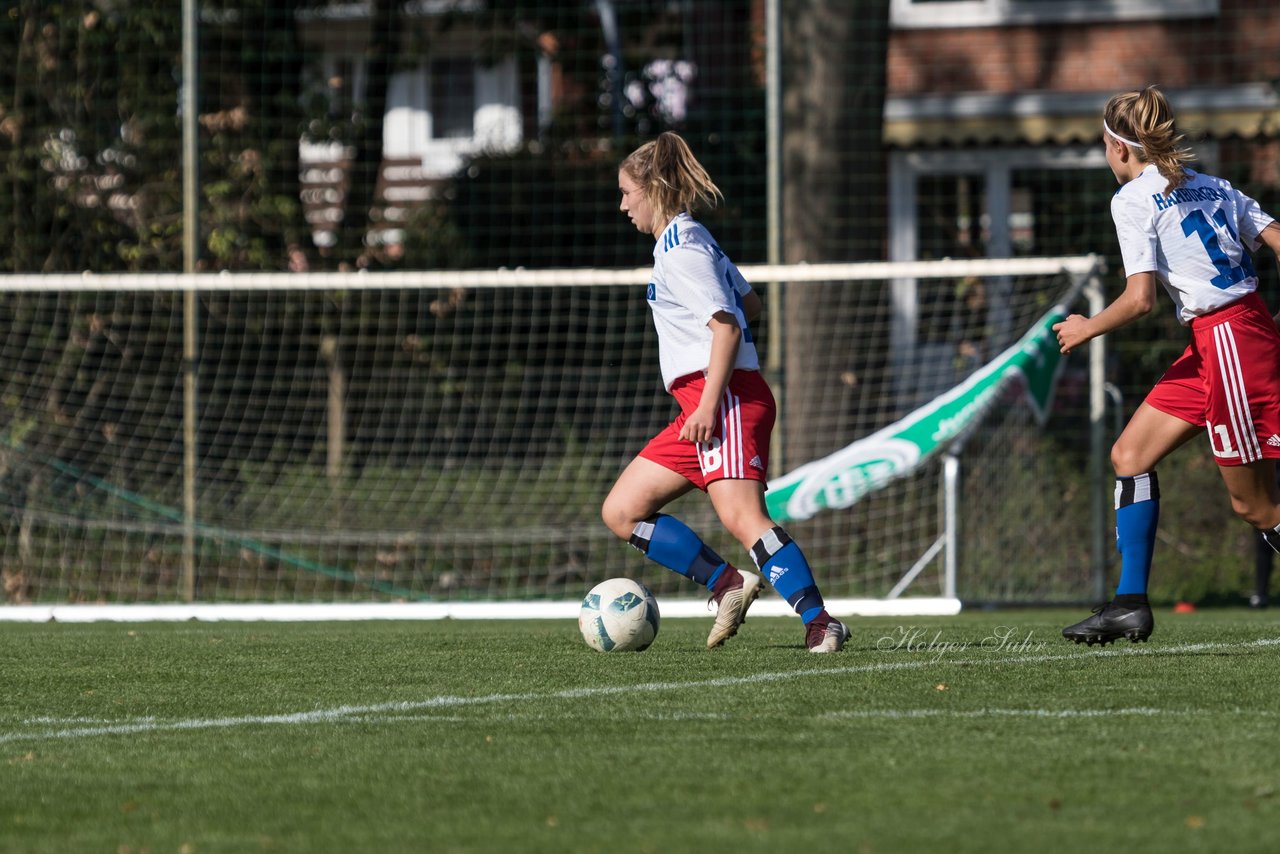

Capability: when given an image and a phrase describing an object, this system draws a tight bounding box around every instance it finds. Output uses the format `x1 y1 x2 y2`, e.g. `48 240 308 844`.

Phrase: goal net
0 257 1103 617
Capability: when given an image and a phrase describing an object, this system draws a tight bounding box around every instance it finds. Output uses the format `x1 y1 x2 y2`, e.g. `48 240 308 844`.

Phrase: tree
780 0 892 466
1 1 181 272
328 0 396 270
199 0 308 270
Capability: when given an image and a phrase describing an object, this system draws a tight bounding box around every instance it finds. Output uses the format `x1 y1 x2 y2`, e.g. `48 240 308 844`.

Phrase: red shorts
639 370 775 490
1145 292 1280 466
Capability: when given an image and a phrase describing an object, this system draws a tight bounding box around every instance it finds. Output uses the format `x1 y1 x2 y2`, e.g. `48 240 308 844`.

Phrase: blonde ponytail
1104 85 1194 195
619 132 722 227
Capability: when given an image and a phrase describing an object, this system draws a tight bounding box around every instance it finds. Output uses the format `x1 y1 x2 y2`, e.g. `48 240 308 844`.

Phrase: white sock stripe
1136 473 1153 502
1132 472 1154 503
1214 323 1262 462
760 527 785 557
1114 472 1156 508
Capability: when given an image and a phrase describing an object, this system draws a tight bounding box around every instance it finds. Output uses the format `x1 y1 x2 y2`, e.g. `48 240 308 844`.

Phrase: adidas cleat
806 617 851 653
1062 601 1154 646
707 569 762 648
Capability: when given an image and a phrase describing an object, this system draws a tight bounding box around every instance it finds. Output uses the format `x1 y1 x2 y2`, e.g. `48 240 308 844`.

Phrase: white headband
1103 120 1142 150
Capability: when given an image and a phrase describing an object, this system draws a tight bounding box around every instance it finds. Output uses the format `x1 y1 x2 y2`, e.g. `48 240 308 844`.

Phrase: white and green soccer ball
578 577 661 652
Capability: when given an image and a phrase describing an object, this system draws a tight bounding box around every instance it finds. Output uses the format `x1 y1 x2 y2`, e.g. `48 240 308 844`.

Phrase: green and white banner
766 302 1070 522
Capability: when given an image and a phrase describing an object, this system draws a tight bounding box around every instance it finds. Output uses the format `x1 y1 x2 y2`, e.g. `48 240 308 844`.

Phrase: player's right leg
1260 471 1280 608
602 456 756 647
1063 402 1197 646
707 479 846 653
1218 459 1280 537
1219 460 1280 613
1252 531 1272 608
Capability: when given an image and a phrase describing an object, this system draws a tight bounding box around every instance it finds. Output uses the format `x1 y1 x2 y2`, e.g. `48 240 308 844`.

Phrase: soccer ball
578 577 661 652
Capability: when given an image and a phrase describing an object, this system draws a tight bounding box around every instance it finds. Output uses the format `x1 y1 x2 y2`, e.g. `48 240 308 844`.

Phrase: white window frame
885 142 1218 395
889 146 1108 263
890 0 1219 29
381 56 523 179
888 142 1220 262
886 145 1109 401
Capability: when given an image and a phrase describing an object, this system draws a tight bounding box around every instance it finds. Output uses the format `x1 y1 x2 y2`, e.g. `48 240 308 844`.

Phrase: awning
884 84 1280 147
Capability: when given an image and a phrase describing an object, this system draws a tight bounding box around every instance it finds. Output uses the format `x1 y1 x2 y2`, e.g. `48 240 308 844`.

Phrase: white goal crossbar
0 256 1101 291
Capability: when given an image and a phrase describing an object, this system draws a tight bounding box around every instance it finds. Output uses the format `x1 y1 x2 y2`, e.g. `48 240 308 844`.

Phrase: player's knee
600 501 625 540
714 507 772 551
1232 497 1275 530
600 496 640 541
1110 441 1145 477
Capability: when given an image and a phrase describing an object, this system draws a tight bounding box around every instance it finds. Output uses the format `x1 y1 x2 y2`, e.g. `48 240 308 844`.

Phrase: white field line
4 636 1278 746
825 707 1278 720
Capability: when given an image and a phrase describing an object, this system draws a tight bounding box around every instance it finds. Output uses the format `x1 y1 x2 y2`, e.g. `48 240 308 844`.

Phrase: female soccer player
1054 86 1280 645
601 131 849 653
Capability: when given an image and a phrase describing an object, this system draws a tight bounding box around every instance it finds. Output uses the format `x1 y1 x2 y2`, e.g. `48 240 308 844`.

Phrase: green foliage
0 2 180 271
0 2 309 273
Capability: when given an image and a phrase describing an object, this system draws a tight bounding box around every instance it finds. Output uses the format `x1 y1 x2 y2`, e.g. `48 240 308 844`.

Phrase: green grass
2 609 1279 853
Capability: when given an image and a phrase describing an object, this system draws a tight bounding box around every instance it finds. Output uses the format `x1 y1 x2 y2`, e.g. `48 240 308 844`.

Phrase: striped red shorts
1146 292 1280 465
639 369 775 490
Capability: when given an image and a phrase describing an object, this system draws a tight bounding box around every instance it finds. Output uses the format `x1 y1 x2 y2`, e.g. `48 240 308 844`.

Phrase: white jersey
1111 165 1275 324
647 213 760 390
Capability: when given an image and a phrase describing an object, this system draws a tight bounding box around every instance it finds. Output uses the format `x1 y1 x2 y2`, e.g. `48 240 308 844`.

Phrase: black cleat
1063 601 1154 646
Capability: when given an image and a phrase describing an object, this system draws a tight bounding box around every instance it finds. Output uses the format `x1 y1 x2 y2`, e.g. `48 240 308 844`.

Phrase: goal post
0 256 1106 621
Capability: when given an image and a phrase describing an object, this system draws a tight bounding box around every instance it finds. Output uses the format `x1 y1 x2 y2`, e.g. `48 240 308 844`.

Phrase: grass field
3 608 1279 853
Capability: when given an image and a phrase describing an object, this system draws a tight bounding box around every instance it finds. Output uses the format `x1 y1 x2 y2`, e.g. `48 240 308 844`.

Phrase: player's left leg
1063 402 1199 645
603 456 759 648
707 479 848 653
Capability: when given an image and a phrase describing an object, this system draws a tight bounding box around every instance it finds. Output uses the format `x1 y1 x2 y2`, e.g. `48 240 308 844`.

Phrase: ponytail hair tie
1104 120 1142 150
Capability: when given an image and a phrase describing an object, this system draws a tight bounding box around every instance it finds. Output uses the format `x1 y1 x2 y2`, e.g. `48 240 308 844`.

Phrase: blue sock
629 514 728 590
1114 472 1159 597
751 527 825 624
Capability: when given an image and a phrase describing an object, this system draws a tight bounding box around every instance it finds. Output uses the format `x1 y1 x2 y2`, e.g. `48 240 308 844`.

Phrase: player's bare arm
1053 272 1157 354
679 312 740 443
740 289 763 322
1260 222 1280 327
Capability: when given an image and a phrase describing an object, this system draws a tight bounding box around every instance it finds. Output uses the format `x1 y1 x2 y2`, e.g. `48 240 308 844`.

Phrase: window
890 146 1110 263
890 0 1219 29
885 143 1219 395
431 59 475 140
380 55 520 179
318 54 367 119
890 143 1218 261
887 145 1108 400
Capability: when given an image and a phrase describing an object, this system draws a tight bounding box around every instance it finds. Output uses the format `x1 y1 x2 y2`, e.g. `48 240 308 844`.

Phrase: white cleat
707 571 762 648
806 619 851 653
